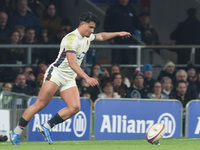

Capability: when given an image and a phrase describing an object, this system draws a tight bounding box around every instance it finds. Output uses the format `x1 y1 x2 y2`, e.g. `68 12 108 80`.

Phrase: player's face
81 21 96 37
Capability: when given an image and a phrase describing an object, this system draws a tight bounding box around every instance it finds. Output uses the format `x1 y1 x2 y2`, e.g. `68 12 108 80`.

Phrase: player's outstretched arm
95 32 131 41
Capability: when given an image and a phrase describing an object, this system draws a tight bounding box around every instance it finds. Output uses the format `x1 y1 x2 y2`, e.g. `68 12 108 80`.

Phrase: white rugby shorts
43 65 77 92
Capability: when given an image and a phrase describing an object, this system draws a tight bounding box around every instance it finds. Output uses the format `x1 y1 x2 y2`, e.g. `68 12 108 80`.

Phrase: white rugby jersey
51 29 95 78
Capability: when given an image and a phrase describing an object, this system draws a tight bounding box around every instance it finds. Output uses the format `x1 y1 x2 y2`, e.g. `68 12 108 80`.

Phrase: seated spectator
169 80 192 110
157 61 176 85
22 27 40 63
0 82 13 108
98 81 120 98
110 64 130 87
186 62 198 85
176 69 199 99
147 81 167 99
8 0 42 34
6 30 25 64
129 70 149 98
111 73 130 98
36 60 48 84
161 77 175 98
139 12 161 45
12 73 35 96
23 66 36 89
142 64 156 92
39 3 61 41
130 89 141 98
0 82 13 92
28 0 45 17
90 63 110 86
169 80 192 136
0 11 10 44
38 27 51 44
15 25 25 41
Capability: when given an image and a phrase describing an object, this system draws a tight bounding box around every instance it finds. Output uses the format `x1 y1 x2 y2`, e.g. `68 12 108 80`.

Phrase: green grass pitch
0 138 200 150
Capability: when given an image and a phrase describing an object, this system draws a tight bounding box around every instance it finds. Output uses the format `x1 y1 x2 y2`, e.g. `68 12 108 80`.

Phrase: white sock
44 122 51 129
14 125 24 135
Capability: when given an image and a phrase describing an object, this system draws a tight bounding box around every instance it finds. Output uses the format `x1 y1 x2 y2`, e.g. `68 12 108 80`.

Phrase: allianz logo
100 113 175 137
32 111 87 137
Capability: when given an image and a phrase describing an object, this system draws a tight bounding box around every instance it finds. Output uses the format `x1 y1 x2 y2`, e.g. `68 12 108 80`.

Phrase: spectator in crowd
139 12 161 45
15 25 25 41
23 66 36 89
129 70 149 98
53 18 72 44
157 61 176 85
0 82 13 108
6 30 25 64
170 8 200 64
104 0 148 64
0 11 10 44
130 89 141 98
176 69 199 99
28 0 45 17
0 82 13 92
147 81 167 99
98 81 121 98
90 63 110 86
111 73 130 98
0 0 16 16
36 60 48 84
38 27 51 44
22 27 41 63
110 63 130 87
142 64 156 92
39 3 61 41
186 62 198 85
169 80 191 136
8 0 42 34
161 77 175 98
12 73 35 95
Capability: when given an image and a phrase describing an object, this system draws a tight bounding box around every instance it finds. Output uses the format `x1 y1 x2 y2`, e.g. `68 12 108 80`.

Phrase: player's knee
71 105 80 114
33 99 48 111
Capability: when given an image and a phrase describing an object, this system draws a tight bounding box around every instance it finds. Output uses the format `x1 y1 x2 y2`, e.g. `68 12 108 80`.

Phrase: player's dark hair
79 11 100 27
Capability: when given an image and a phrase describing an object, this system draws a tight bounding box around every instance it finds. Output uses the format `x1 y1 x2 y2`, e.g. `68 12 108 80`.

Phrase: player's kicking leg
10 81 59 145
37 86 80 144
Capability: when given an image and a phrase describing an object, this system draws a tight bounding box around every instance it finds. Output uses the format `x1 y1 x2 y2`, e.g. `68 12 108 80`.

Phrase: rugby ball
146 123 165 145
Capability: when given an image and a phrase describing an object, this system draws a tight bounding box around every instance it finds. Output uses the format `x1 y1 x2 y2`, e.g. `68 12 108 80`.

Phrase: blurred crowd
1 0 200 110
0 0 72 64
1 61 200 110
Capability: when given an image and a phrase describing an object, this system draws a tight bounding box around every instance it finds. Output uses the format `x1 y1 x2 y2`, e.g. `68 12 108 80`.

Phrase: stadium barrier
0 44 200 69
0 91 31 141
94 98 183 140
3 92 200 141
185 100 200 137
28 97 92 141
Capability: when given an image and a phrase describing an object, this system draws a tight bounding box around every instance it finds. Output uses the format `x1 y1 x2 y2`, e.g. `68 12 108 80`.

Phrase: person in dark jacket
129 70 149 98
170 8 200 64
157 61 176 85
12 73 35 96
104 0 148 64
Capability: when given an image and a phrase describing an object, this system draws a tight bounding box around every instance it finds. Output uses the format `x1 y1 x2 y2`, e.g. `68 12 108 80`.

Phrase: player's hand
85 76 99 87
118 32 132 38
